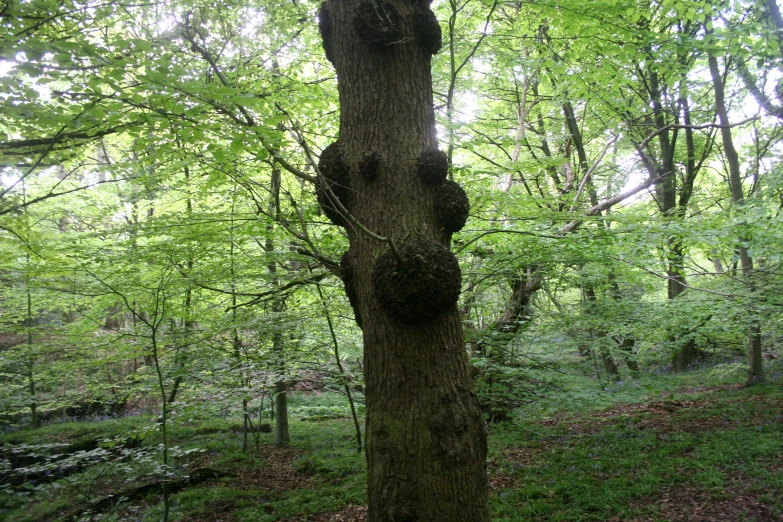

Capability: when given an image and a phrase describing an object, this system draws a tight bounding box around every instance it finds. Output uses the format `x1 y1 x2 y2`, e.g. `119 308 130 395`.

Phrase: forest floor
488 382 782 521
1 371 781 521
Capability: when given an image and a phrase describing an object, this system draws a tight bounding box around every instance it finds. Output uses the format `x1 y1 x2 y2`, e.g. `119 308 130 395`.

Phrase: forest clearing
2 0 783 520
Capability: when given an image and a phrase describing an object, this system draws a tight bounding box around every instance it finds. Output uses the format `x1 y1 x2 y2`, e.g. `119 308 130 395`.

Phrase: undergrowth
0 366 780 521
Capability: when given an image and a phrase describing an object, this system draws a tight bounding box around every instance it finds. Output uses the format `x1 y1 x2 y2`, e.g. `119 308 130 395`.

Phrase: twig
456 229 560 254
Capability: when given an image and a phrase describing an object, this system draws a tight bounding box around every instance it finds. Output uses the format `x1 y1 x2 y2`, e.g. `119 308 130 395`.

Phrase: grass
0 366 781 521
489 382 782 521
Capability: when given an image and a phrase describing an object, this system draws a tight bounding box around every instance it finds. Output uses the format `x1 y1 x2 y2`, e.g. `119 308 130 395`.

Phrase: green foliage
488 382 783 521
0 0 782 517
2 377 780 521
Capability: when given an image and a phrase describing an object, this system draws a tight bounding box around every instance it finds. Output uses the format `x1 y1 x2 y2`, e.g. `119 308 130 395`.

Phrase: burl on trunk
316 1 489 520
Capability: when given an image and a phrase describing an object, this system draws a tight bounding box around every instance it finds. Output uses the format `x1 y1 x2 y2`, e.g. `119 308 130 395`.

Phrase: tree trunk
668 239 698 371
274 378 289 446
475 269 541 422
583 286 620 379
672 337 698 372
707 49 765 385
266 165 290 446
642 60 701 372
318 2 489 520
168 161 196 406
495 269 541 335
616 337 640 377
767 0 783 57
601 348 620 378
27 289 37 429
28 363 37 429
607 276 639 377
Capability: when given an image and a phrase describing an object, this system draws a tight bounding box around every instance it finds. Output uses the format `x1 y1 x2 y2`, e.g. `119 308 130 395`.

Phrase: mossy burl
317 2 334 63
340 251 362 328
372 238 461 323
434 180 469 233
416 148 448 185
316 142 351 227
353 0 403 50
413 7 442 55
359 150 383 182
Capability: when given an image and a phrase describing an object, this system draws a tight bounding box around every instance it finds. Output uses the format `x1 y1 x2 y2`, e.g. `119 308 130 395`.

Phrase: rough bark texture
669 240 699 372
319 1 489 520
642 64 700 372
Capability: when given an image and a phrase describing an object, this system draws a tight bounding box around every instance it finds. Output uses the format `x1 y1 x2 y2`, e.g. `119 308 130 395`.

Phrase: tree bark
668 238 698 372
616 337 640 377
475 269 541 422
608 276 639 377
274 378 289 446
495 269 541 335
168 162 195 406
23 183 38 429
319 2 489 519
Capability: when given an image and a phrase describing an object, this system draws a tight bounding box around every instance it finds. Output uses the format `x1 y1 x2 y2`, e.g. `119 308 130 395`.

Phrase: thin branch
568 134 619 213
562 175 661 234
635 117 758 150
453 0 499 80
456 229 560 254
179 19 316 185
176 264 327 301
1 177 126 216
608 254 734 299
0 125 129 153
0 126 67 200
